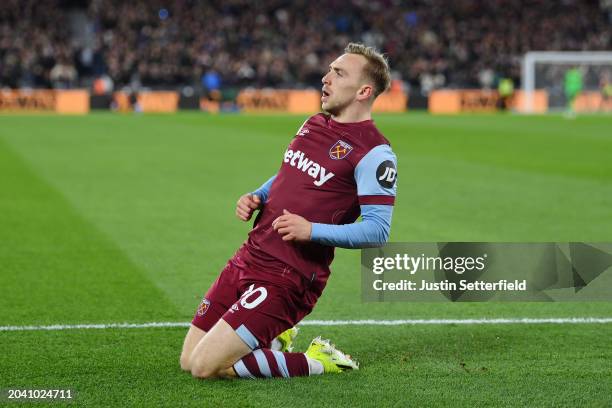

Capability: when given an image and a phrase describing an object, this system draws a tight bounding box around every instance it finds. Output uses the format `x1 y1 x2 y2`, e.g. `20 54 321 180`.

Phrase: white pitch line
1 318 612 332
0 322 189 332
300 318 612 325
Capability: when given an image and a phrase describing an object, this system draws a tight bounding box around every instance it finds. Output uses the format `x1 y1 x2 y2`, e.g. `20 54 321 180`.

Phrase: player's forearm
310 205 393 249
251 175 277 203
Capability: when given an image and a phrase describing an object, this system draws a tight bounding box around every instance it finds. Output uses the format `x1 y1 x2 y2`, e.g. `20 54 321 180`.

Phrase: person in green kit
600 72 612 112
564 67 583 117
497 77 514 111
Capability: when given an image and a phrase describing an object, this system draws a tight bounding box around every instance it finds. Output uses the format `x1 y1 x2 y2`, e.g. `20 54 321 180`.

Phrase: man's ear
357 84 373 101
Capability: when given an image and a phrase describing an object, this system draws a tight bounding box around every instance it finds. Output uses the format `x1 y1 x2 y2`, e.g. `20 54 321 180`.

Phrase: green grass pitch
1 112 611 406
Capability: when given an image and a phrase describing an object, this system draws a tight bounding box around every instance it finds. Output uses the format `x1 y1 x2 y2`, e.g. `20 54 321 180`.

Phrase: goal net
521 51 612 113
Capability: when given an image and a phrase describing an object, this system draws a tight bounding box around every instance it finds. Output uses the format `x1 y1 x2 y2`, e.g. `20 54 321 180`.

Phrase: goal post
521 51 612 113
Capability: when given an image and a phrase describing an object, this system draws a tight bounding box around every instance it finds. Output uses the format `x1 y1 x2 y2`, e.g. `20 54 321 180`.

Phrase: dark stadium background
1 0 610 109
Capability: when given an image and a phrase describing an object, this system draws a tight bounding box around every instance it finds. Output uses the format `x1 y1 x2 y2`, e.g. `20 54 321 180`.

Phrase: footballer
180 43 398 379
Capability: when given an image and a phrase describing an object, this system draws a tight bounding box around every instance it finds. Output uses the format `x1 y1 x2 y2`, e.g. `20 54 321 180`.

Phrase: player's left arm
272 145 397 248
309 204 392 248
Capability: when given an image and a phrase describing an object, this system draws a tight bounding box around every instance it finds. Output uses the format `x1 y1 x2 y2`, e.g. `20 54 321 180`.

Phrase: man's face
321 53 369 114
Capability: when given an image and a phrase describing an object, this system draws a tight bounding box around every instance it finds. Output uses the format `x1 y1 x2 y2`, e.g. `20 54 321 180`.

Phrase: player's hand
272 209 312 242
236 193 262 221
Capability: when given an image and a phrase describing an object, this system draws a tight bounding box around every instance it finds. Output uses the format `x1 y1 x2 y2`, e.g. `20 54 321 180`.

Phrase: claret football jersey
243 113 397 285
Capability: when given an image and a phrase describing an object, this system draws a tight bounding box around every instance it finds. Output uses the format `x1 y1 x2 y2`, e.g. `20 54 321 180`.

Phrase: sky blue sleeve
252 175 276 203
310 204 393 248
310 144 397 248
354 144 397 205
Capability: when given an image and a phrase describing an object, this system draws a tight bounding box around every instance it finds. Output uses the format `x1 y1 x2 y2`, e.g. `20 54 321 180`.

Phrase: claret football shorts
191 247 321 349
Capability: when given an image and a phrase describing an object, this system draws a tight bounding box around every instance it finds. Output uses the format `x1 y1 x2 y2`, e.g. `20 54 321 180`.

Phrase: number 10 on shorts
240 284 268 309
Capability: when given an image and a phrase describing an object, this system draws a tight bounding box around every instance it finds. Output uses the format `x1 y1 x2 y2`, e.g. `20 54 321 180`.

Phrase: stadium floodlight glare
522 51 612 113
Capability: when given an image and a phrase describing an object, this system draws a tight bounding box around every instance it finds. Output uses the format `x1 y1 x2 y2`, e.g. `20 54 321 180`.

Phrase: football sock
233 349 310 378
270 338 282 351
306 356 324 375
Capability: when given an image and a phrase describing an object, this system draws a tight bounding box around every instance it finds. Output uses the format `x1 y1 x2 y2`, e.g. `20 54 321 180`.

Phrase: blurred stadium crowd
0 0 610 94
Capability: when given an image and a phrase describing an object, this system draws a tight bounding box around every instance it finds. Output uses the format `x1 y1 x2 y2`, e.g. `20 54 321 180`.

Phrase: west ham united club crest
329 140 353 160
196 298 210 316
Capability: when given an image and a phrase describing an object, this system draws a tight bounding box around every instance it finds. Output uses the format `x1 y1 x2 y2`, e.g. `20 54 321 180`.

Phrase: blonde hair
344 42 391 97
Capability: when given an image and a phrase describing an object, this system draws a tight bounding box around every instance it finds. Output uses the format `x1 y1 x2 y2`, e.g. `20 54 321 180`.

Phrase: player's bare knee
190 360 221 379
180 325 207 372
179 353 192 372
191 368 219 379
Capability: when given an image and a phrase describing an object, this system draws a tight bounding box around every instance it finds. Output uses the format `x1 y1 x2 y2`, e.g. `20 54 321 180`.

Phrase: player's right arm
235 175 276 221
